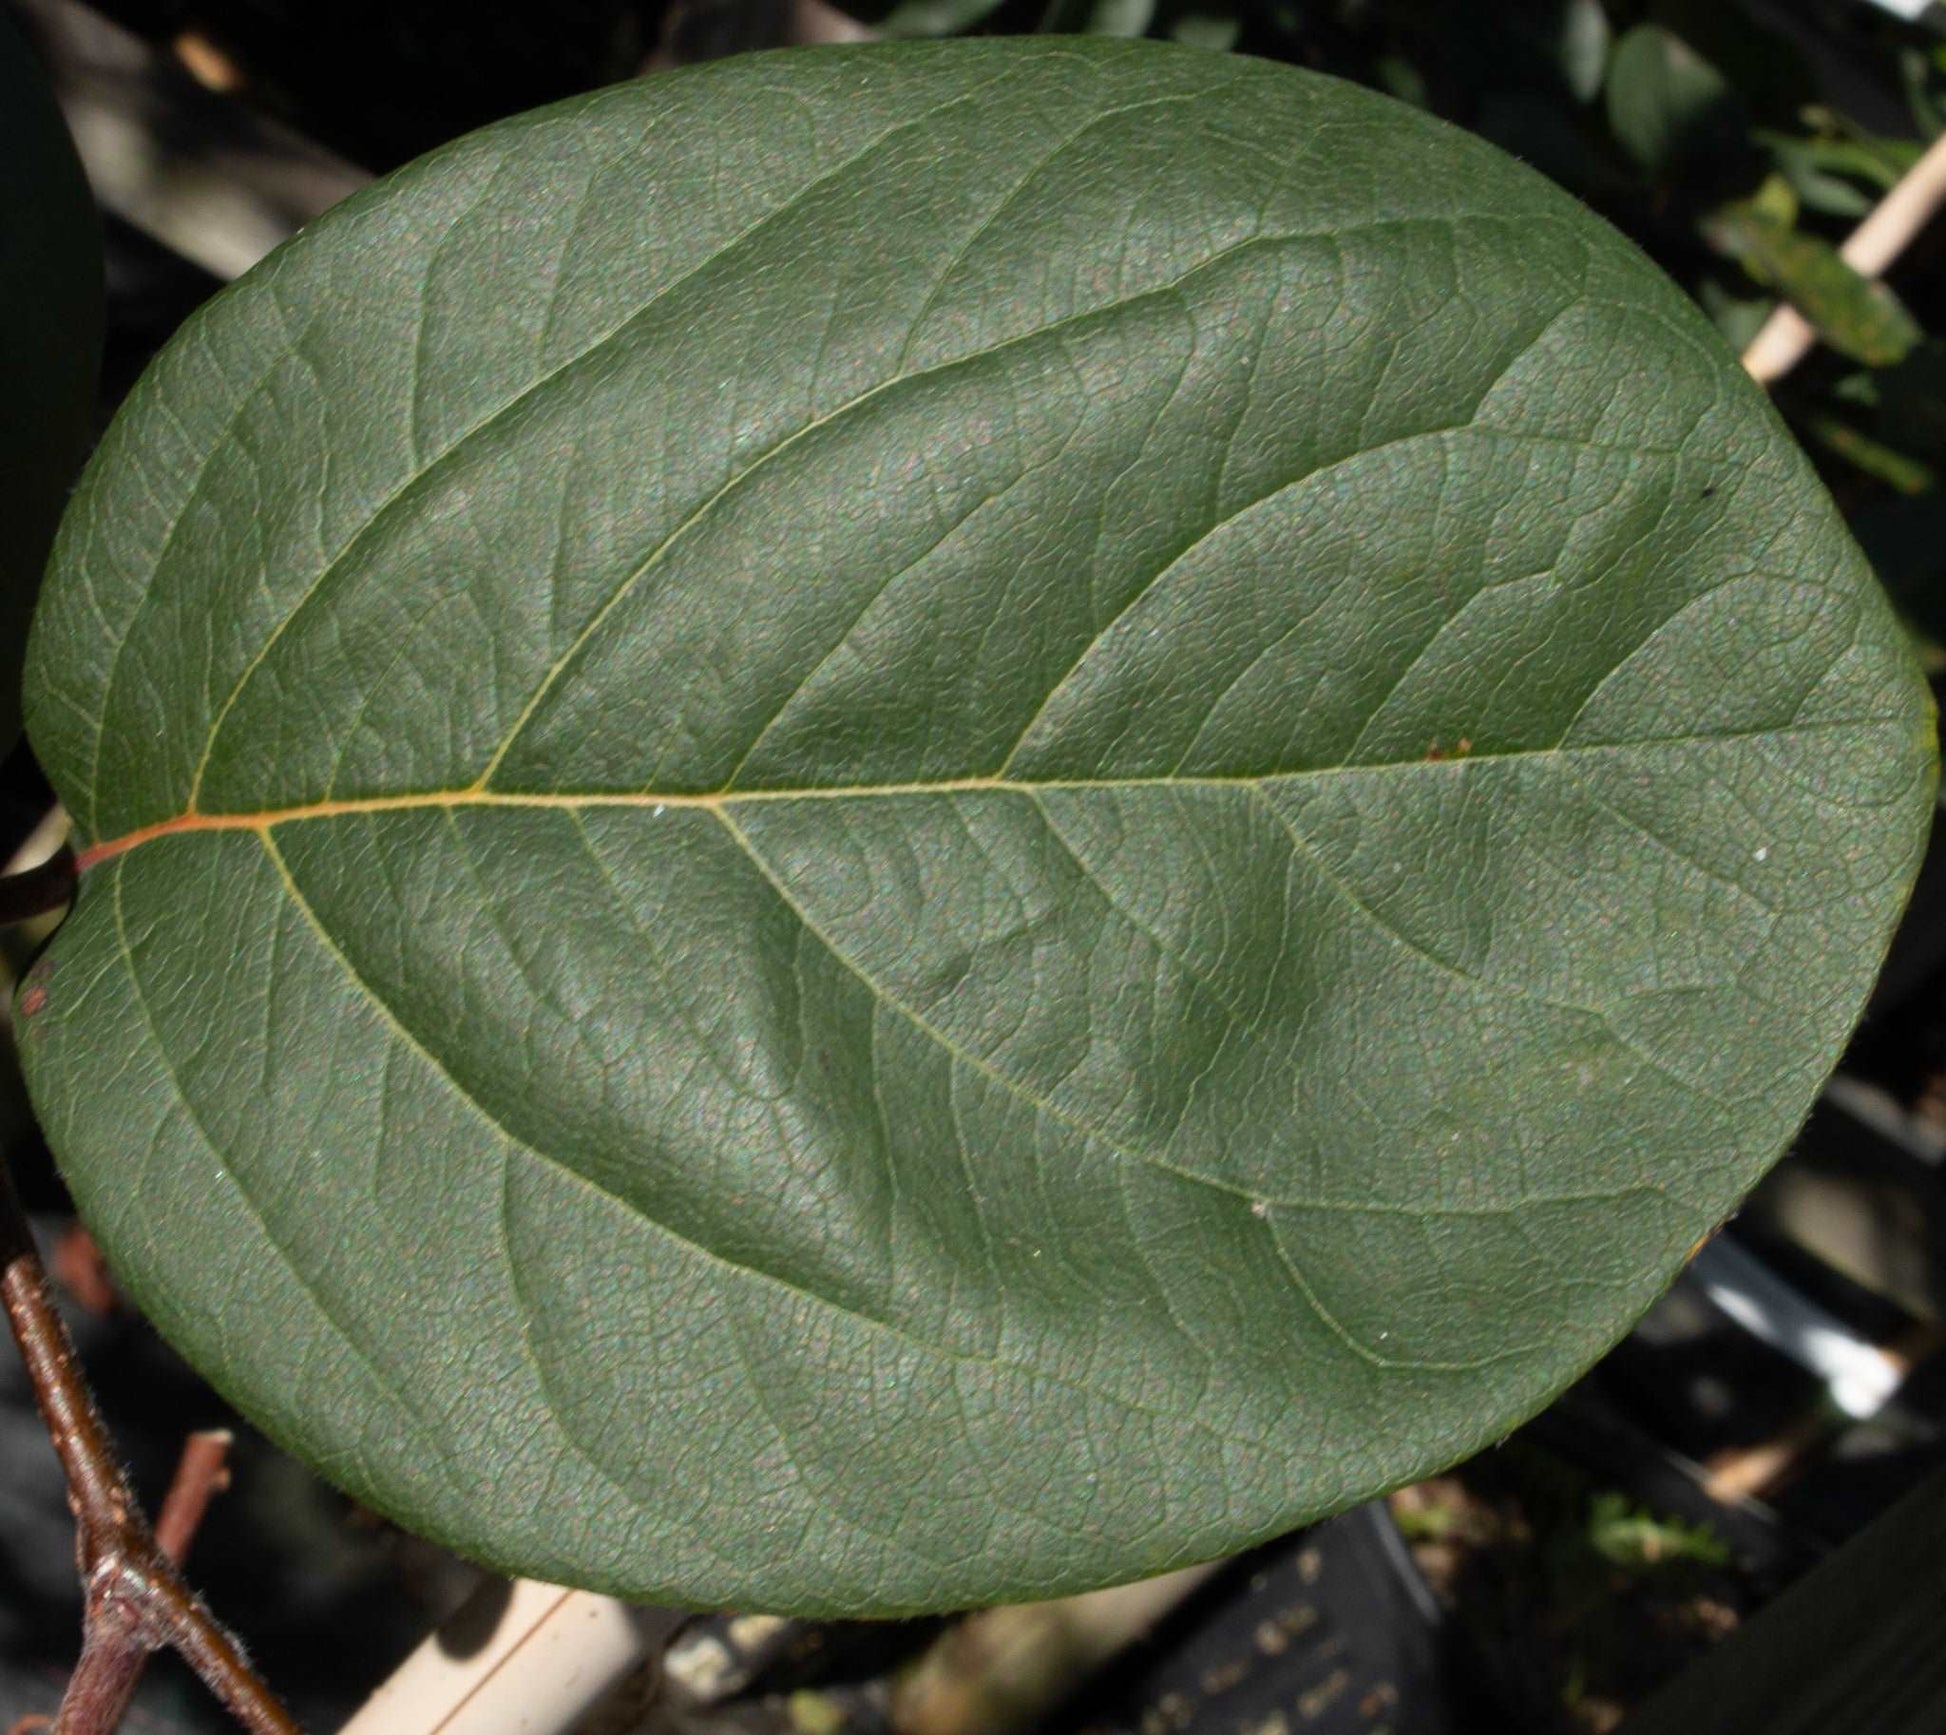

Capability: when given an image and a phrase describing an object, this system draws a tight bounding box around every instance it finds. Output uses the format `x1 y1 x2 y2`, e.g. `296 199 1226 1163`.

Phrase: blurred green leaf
1604 23 1736 177
1749 169 1797 228
1586 1492 1729 1571
870 0 1011 36
1830 369 1880 409
1557 0 1610 103
1038 0 1154 33
1168 10 1238 51
1783 122 1917 189
1373 53 1430 111
1643 0 1814 125
1697 278 1774 352
1704 191 1920 368
1759 126 1920 220
1801 346 1946 498
1868 342 1946 463
1805 416 1935 495
1901 43 1946 139
1762 138 1875 218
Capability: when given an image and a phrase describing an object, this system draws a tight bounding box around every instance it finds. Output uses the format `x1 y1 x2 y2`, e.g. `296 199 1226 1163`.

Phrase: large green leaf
16 39 1935 1613
0 12 102 751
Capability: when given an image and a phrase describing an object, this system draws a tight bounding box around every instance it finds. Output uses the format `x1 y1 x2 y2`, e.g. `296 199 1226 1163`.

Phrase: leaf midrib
74 715 1897 871
151 204 1602 830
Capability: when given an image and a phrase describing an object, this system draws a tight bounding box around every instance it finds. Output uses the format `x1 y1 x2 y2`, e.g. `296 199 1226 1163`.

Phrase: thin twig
0 1170 129 1538
169 1592 303 1735
48 1226 115 1319
1743 128 1946 385
0 1158 304 1735
154 1430 233 1563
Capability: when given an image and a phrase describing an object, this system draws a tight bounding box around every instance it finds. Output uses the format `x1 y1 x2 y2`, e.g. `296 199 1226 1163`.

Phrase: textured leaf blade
18 39 1937 1612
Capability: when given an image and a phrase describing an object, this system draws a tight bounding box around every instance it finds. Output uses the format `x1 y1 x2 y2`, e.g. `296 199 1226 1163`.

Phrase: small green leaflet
18 40 1936 1612
1705 191 1922 369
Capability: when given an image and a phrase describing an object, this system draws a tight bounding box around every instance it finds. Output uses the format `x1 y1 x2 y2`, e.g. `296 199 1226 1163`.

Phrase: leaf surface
18 39 1936 1612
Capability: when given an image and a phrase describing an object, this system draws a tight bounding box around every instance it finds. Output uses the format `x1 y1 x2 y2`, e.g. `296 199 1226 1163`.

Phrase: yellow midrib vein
75 774 1135 869
74 711 1888 871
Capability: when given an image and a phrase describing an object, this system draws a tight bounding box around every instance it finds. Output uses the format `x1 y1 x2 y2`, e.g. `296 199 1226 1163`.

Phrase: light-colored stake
333 1579 653 1735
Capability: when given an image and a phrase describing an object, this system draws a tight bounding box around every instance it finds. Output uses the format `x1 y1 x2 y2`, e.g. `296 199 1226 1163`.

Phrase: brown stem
172 1600 304 1735
154 1430 233 1563
48 1226 116 1320
54 1615 149 1735
0 1172 129 1548
0 1160 304 1735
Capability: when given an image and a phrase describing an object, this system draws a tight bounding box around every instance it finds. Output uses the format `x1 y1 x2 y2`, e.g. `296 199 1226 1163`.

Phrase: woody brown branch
56 1430 241 1735
0 1158 304 1735
155 1430 234 1561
